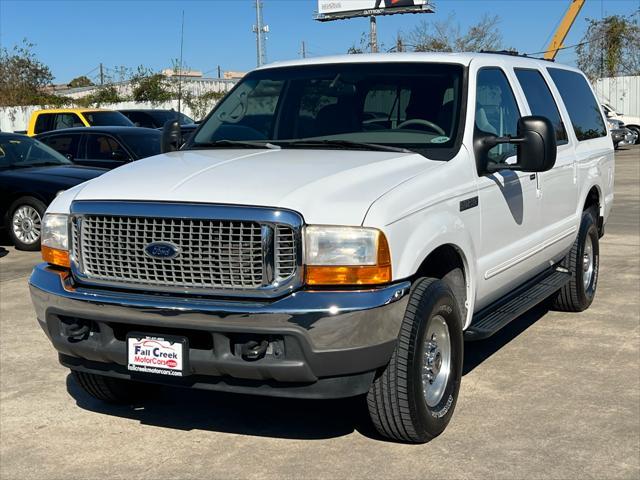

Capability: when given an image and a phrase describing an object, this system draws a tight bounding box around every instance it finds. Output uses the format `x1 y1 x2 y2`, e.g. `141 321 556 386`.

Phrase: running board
465 268 571 341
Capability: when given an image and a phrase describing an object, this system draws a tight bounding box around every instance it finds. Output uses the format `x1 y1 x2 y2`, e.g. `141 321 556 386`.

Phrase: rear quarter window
547 68 607 141
34 114 54 134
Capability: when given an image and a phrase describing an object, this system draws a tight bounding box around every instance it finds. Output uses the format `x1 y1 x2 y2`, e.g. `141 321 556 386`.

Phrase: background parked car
26 109 134 136
118 109 198 144
36 126 162 169
0 133 106 250
602 103 640 145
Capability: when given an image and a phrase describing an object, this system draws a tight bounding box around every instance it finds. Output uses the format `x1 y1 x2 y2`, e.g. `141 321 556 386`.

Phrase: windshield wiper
188 140 281 150
275 139 411 153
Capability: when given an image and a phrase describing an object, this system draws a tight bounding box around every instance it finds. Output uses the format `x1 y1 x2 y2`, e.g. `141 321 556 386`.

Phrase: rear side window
39 134 80 158
548 69 606 141
34 114 54 134
54 113 84 130
514 69 568 145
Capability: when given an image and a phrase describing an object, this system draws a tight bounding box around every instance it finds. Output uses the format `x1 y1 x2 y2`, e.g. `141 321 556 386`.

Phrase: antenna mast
253 0 269 67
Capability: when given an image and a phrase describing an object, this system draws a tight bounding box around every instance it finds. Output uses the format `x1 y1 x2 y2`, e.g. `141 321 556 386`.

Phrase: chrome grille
72 214 298 293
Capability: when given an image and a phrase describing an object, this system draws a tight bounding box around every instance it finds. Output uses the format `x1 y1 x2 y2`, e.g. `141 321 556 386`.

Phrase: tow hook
241 340 269 361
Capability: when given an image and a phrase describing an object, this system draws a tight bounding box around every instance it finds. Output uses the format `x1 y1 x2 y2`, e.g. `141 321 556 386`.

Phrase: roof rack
479 50 555 62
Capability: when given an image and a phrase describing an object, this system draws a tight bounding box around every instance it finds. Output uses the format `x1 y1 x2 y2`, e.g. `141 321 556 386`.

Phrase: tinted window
84 111 133 127
118 131 162 159
476 68 520 163
34 114 54 134
515 69 568 145
147 110 194 126
85 135 128 160
54 113 84 130
39 134 80 158
122 111 154 128
0 136 71 168
194 63 464 157
548 68 606 141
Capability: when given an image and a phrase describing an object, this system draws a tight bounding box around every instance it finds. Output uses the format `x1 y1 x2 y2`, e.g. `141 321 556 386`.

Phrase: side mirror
475 115 557 174
161 120 182 153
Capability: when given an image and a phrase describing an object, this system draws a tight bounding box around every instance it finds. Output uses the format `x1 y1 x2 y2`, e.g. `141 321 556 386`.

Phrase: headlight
41 214 70 268
304 226 391 286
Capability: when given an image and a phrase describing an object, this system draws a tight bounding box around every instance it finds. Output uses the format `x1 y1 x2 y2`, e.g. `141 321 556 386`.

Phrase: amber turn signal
42 246 70 268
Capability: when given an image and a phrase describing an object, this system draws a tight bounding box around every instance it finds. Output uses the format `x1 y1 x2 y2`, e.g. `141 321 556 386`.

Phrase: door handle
529 174 536 180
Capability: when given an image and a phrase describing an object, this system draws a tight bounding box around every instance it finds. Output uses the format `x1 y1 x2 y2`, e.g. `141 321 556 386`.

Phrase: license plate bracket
126 333 188 377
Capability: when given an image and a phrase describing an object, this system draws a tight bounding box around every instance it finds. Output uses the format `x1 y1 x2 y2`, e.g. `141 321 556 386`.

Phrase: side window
40 134 80 158
515 69 569 146
34 114 54 134
547 68 607 141
85 135 126 160
127 112 153 128
476 68 521 164
54 113 84 130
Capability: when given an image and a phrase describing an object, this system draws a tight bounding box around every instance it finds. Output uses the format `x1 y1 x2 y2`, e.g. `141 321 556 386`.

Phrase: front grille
72 213 298 294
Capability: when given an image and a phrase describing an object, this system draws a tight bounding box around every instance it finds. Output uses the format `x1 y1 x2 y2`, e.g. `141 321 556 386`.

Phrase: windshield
0 135 71 168
84 111 134 127
118 131 162 159
192 62 464 157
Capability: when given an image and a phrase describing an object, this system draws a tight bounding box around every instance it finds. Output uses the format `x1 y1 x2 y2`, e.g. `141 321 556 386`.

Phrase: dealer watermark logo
144 241 180 260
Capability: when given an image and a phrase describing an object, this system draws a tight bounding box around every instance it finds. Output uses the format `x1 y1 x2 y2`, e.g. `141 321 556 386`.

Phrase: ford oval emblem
144 242 180 260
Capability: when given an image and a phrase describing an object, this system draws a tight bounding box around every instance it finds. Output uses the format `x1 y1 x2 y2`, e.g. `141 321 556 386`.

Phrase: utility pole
99 63 104 85
253 0 269 67
217 65 222 79
300 41 307 59
369 16 378 53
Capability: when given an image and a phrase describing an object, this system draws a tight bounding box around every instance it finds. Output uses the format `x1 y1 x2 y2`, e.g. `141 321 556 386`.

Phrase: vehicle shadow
463 302 550 375
66 374 381 441
66 303 550 441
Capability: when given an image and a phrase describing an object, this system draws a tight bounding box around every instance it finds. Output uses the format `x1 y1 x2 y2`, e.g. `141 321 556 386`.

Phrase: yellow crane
545 0 586 60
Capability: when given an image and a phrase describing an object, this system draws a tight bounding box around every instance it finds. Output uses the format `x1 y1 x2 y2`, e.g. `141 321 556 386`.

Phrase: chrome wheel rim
582 235 594 290
422 315 451 408
12 206 41 245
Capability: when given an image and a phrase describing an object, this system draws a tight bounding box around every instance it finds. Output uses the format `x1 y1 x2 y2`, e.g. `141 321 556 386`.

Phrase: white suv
30 53 614 443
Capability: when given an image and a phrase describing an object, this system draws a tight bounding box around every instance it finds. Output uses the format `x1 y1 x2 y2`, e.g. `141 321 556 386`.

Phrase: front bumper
29 263 410 399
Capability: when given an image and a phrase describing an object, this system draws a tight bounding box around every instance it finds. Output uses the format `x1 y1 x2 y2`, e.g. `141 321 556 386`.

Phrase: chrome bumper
29 264 410 398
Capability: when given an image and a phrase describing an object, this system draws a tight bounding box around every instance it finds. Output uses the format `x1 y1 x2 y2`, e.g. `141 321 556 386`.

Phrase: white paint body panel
48 53 615 330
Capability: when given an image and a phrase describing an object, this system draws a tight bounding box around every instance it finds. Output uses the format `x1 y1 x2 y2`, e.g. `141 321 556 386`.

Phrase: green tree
0 40 56 106
68 75 94 88
131 67 173 103
576 12 640 80
409 14 506 52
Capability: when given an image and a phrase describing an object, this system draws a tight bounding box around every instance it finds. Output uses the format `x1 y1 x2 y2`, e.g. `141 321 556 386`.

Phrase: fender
381 210 478 329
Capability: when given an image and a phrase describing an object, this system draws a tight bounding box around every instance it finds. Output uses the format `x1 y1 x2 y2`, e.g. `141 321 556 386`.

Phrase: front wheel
71 370 153 404
7 196 46 251
367 277 463 443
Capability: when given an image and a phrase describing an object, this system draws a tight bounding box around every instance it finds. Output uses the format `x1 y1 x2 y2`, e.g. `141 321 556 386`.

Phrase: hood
3 165 106 183
72 148 444 225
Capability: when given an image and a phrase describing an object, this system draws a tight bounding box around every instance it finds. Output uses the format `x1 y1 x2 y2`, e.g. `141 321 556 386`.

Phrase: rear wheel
553 208 600 312
7 196 46 251
628 126 640 145
366 277 463 443
71 370 152 404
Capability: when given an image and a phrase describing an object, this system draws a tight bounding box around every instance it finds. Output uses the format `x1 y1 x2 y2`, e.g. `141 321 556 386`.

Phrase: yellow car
27 109 133 136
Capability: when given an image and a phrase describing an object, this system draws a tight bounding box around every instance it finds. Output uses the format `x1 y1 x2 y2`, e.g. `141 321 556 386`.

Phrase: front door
474 67 542 308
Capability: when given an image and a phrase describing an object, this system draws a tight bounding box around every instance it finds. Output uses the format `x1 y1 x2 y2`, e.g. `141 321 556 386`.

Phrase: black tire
552 208 600 312
628 126 640 145
7 196 46 251
367 277 463 443
71 370 151 404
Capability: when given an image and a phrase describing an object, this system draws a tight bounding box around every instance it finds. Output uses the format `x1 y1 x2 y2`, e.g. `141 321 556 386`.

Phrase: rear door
78 133 132 169
513 67 578 261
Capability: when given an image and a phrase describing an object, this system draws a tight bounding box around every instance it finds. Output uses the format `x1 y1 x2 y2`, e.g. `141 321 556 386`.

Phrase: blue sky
0 0 637 83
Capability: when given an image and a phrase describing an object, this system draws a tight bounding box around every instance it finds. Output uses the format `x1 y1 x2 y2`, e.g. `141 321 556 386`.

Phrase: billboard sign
317 0 433 21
